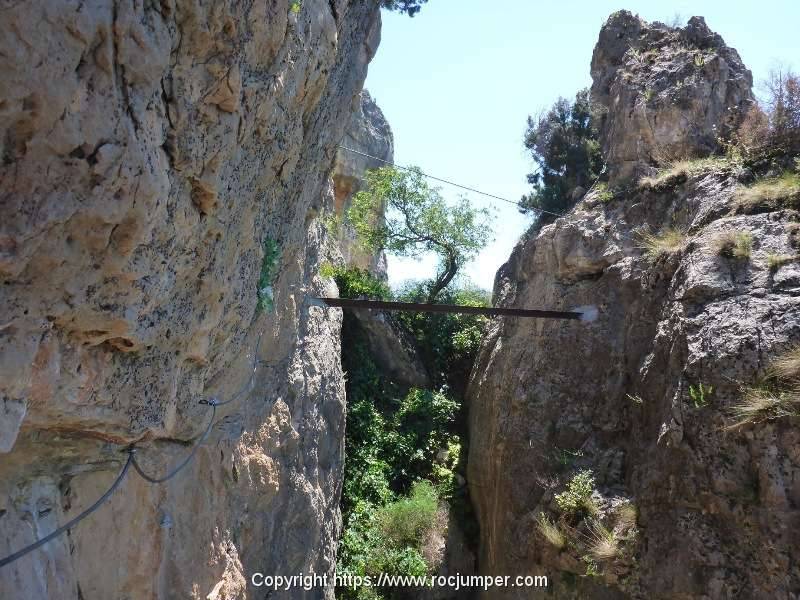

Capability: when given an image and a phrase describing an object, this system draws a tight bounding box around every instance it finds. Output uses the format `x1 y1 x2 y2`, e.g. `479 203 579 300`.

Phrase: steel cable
0 331 265 569
0 452 133 569
205 332 263 407
337 145 567 219
129 403 217 484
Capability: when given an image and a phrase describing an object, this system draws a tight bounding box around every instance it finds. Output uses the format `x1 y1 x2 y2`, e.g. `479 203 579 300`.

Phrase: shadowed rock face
591 11 753 184
468 12 800 600
0 1 381 598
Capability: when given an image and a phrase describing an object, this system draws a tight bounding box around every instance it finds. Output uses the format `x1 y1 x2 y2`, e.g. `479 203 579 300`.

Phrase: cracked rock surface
467 12 799 600
0 1 381 598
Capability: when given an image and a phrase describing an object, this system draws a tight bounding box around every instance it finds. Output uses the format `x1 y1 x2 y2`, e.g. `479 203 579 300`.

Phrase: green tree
348 167 492 303
521 88 603 216
381 0 428 16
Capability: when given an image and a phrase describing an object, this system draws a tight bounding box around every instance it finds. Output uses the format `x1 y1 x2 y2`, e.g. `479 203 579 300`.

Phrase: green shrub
385 389 459 492
321 264 390 300
377 480 440 545
338 484 440 599
766 252 797 271
257 238 281 312
594 182 614 203
555 470 596 515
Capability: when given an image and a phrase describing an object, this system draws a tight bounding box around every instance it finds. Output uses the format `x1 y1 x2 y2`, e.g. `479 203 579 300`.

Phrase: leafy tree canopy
381 0 428 16
348 166 493 303
521 88 603 217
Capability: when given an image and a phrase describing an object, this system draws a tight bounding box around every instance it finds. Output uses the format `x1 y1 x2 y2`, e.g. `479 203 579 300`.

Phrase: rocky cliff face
468 12 799 600
591 12 753 183
333 90 394 276
0 1 381 598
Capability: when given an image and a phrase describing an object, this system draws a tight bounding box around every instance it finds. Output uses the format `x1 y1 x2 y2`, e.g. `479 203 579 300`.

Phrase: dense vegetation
331 267 486 599
394 282 489 396
520 88 603 217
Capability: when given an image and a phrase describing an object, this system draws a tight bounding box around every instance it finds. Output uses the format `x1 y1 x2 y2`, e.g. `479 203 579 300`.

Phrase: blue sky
364 1 799 291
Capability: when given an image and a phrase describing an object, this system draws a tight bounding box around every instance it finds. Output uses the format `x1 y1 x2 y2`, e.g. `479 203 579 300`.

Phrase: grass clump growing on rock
730 388 800 426
536 513 566 549
587 521 619 561
769 346 800 380
639 156 732 189
766 252 797 271
730 346 800 427
713 230 753 259
615 503 637 530
636 228 686 261
734 170 800 211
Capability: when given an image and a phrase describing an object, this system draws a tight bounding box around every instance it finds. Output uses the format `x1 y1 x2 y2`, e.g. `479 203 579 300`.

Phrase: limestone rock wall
333 89 394 276
467 13 800 600
0 1 382 598
591 11 753 183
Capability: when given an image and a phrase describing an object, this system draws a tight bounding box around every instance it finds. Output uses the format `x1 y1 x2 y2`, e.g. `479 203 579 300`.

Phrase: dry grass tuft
769 346 800 381
536 513 565 549
712 231 753 259
639 156 732 189
636 228 687 262
587 521 619 561
615 503 638 530
582 496 601 517
729 387 800 427
735 171 800 211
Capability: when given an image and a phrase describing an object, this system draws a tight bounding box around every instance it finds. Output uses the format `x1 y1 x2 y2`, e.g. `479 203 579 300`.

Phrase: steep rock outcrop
330 92 430 389
468 13 799 600
333 90 394 275
0 1 381 598
591 11 753 183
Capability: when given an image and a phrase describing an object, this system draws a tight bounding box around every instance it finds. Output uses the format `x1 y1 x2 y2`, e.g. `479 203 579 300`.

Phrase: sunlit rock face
591 11 753 184
333 90 394 276
468 12 800 600
0 1 382 598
